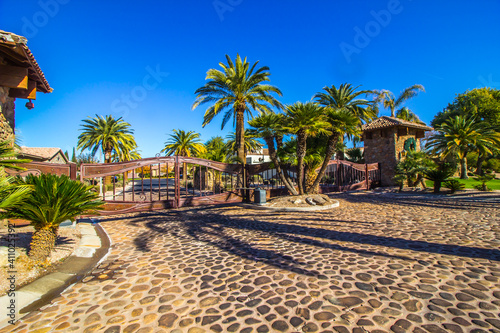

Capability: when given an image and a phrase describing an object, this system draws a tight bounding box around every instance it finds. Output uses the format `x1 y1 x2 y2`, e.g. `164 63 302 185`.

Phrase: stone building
362 116 433 186
0 30 52 142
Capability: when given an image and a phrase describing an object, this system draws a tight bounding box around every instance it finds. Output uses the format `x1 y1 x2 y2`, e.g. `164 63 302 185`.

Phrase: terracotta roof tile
362 116 433 132
19 147 66 161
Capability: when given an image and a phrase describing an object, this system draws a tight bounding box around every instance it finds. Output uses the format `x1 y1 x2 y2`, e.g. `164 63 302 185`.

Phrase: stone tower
362 116 433 186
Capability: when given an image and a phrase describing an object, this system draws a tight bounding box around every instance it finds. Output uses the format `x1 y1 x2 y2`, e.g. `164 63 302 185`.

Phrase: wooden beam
9 80 37 99
0 64 28 89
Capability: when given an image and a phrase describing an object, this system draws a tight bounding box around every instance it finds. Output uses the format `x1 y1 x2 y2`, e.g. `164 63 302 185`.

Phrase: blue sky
1 0 499 159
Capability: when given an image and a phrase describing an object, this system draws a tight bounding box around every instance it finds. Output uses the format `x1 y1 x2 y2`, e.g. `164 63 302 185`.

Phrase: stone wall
395 128 422 159
0 86 16 143
364 128 397 186
364 127 423 186
0 55 16 143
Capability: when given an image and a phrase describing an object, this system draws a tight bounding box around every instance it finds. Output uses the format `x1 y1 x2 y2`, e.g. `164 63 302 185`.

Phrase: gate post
365 163 369 190
244 164 250 202
69 162 77 180
174 155 180 208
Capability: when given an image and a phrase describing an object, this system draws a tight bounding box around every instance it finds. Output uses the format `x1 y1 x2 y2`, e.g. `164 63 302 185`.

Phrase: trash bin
254 188 266 204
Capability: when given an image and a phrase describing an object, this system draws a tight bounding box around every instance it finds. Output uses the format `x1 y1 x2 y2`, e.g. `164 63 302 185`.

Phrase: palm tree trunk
476 154 486 175
308 134 338 193
433 181 441 194
29 228 57 262
460 157 468 179
235 109 246 164
264 137 298 195
104 148 113 186
296 130 307 195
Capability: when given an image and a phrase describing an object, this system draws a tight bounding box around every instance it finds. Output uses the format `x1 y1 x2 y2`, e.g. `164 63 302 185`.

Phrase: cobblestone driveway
3 192 500 333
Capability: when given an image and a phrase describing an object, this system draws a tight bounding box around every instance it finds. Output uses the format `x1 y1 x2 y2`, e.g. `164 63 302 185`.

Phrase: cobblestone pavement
3 192 500 333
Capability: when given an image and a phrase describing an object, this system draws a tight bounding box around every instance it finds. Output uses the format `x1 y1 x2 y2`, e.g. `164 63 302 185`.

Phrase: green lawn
425 177 500 190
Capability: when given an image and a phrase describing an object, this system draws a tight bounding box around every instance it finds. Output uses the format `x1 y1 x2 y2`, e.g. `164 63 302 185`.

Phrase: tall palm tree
201 136 232 163
396 106 426 124
78 115 137 185
282 102 329 194
374 84 425 118
225 130 263 158
248 113 298 195
426 115 500 179
193 54 283 165
111 148 142 163
77 115 137 163
162 129 205 181
312 83 372 192
315 84 376 123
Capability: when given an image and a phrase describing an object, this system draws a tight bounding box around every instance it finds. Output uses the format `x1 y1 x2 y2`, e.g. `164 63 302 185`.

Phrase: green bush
485 158 500 173
443 179 465 194
474 174 495 191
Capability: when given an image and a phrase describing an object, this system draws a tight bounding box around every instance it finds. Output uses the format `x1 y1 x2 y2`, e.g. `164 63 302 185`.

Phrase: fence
8 157 380 215
5 161 77 179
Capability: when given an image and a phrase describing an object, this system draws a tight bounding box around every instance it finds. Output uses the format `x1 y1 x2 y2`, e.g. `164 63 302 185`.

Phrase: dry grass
0 222 81 296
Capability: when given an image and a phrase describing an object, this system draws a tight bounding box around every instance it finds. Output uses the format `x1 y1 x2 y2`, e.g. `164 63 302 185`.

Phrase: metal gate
80 156 244 215
247 159 380 195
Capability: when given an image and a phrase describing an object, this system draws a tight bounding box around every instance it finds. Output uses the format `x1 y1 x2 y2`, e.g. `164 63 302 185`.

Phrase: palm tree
4 174 103 262
77 115 137 186
316 84 376 123
0 140 31 170
162 129 205 181
201 136 231 163
311 84 372 192
474 135 500 175
426 115 500 179
248 113 298 195
111 148 141 163
77 115 137 163
375 84 425 117
282 102 329 195
193 54 283 165
226 130 263 158
396 106 425 124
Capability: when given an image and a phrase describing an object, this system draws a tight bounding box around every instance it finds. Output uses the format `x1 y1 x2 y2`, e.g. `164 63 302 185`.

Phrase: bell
25 99 34 110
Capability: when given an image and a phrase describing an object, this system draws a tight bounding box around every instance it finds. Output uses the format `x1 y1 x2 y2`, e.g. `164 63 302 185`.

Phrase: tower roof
0 30 52 93
362 116 433 132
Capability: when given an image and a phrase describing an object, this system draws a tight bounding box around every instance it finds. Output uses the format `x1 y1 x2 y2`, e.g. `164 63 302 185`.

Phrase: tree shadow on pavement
127 203 499 275
334 191 500 210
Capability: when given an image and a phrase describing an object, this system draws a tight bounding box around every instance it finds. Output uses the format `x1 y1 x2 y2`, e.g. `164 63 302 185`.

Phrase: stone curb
238 200 340 212
0 219 111 329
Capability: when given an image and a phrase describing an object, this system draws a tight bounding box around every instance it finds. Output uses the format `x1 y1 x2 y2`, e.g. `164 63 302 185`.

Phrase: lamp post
98 150 105 197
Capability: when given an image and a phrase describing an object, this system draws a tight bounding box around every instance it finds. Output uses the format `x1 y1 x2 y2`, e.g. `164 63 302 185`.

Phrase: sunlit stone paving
3 192 500 333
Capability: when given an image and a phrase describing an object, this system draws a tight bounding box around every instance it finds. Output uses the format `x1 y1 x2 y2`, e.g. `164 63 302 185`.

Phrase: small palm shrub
0 139 31 170
424 166 454 194
0 167 31 211
394 151 433 188
4 174 103 262
443 179 465 194
474 174 494 191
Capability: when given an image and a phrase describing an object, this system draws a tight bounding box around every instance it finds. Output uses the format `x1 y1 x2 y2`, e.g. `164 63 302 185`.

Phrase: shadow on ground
97 193 500 276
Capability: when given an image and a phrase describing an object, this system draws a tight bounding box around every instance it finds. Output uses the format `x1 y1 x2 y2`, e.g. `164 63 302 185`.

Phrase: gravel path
3 191 499 333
